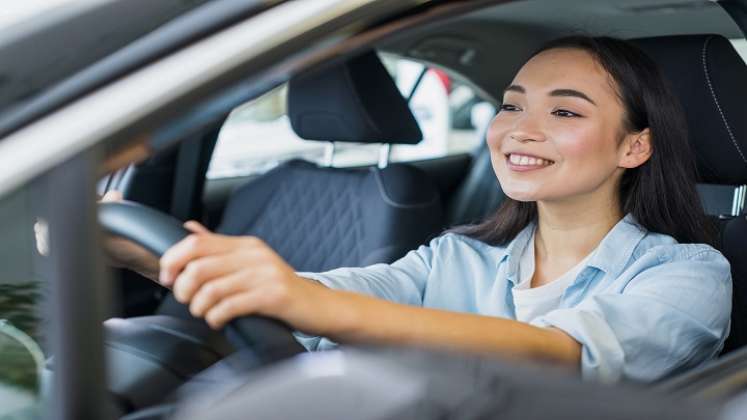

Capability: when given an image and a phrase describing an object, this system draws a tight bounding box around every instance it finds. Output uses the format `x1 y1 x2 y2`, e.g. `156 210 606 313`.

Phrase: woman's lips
505 153 555 172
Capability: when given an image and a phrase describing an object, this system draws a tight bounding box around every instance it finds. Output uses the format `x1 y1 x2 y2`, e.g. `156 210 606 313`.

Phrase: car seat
214 51 443 272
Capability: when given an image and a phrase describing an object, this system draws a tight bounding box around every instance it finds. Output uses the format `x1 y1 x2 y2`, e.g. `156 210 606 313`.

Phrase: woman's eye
552 109 581 118
500 104 520 112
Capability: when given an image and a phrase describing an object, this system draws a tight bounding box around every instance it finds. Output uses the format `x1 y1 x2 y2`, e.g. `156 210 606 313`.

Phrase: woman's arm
320 287 581 364
159 222 581 367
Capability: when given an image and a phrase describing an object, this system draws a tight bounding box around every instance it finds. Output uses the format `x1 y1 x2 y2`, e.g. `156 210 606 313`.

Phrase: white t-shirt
512 231 594 323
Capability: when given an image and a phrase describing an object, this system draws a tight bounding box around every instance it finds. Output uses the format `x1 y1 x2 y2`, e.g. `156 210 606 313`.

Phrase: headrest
287 51 422 144
633 35 747 185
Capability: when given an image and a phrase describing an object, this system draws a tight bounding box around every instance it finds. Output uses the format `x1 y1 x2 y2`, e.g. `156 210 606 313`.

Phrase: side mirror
0 320 44 418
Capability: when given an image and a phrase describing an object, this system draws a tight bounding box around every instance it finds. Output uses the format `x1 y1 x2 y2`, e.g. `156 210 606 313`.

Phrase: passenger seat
214 51 442 272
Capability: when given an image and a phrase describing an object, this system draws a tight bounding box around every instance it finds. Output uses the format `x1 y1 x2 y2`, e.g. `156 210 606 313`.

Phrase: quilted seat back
217 159 442 272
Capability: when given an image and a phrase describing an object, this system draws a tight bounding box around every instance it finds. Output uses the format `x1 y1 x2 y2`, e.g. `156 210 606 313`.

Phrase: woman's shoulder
433 231 505 250
425 231 508 261
631 229 729 270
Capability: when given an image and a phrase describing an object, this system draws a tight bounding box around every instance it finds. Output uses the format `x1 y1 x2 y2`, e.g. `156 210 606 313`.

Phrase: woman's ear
619 128 652 169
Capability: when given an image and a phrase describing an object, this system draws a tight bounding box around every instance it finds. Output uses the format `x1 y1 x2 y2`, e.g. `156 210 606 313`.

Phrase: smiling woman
147 35 732 384
466 36 714 248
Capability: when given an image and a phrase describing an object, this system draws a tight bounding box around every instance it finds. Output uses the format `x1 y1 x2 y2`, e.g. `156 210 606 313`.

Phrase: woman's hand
100 191 160 281
160 222 334 332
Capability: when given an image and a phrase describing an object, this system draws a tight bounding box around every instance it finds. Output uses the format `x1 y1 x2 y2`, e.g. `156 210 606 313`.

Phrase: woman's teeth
508 154 554 166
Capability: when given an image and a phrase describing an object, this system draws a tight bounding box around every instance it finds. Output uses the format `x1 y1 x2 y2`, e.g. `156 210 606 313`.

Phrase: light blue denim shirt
297 214 732 383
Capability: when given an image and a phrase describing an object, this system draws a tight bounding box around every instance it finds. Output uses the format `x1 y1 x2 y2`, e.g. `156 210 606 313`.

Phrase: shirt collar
497 213 647 283
586 213 647 278
500 222 535 284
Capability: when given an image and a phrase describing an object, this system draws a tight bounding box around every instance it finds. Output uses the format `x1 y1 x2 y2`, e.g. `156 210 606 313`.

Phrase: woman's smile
505 152 555 172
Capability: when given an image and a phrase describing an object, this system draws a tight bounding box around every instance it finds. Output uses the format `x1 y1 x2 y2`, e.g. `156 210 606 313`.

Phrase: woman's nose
507 114 546 143
509 131 546 143
486 110 547 148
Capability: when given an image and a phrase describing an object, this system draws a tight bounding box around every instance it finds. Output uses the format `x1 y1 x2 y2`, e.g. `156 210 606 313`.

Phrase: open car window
207 54 493 179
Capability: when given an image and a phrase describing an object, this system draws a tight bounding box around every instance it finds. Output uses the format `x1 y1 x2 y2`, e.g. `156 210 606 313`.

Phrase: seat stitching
701 35 747 164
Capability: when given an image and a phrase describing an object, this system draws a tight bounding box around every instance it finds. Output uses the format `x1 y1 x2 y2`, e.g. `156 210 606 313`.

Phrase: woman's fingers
204 291 264 329
184 220 210 234
172 254 246 302
160 232 236 286
188 270 253 318
165 234 299 329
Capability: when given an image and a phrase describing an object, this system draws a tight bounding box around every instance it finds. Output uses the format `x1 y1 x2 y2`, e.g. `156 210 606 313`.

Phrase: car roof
378 0 744 102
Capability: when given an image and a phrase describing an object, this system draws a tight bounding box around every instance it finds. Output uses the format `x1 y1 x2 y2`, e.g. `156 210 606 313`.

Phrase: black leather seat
214 51 443 272
217 159 442 271
158 52 443 323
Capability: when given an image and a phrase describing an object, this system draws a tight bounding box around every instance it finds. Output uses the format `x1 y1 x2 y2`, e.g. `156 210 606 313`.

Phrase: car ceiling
378 0 745 102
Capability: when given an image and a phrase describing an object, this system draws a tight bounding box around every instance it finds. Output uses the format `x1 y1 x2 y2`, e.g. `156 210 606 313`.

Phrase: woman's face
487 48 631 203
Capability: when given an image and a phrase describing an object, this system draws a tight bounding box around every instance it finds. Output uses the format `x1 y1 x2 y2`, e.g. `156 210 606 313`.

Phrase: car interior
43 0 746 418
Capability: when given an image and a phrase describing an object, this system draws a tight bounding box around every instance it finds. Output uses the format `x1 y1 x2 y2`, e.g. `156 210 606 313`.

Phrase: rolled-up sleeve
531 249 732 383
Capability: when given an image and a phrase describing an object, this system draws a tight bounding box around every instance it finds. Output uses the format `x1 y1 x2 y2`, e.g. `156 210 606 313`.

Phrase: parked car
0 0 745 419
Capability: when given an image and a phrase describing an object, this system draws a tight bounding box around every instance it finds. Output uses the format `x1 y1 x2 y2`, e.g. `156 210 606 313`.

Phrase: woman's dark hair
453 35 715 246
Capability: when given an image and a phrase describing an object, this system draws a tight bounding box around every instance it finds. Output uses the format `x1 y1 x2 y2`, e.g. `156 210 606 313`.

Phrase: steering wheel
98 200 306 364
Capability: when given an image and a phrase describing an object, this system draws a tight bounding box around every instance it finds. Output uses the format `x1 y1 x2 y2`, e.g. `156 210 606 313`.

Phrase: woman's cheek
550 129 619 195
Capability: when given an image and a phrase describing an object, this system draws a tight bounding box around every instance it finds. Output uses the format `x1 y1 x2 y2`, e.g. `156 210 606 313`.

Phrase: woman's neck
534 190 623 265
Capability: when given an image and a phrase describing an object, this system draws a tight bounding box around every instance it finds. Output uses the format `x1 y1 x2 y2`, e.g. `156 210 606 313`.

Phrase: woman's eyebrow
503 84 525 94
549 89 597 106
503 85 596 106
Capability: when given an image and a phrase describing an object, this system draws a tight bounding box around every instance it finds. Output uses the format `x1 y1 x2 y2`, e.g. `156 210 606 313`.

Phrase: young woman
112 36 732 383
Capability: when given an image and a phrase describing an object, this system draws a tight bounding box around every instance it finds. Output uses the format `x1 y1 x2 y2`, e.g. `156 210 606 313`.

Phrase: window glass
207 54 493 179
0 178 51 418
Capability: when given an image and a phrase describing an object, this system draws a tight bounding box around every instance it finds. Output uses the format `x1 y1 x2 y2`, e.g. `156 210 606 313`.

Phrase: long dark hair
454 36 715 246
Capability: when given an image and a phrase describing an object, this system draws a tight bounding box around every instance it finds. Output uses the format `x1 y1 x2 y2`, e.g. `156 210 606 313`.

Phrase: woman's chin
503 190 541 202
